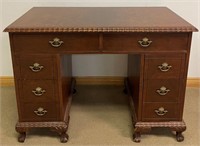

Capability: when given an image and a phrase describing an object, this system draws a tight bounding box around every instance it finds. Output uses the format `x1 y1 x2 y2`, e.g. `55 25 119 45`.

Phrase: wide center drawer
13 33 100 53
103 32 188 52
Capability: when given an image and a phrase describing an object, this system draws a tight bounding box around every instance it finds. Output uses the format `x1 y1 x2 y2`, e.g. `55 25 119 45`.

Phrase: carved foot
133 132 141 143
60 133 69 143
176 132 184 142
18 132 26 143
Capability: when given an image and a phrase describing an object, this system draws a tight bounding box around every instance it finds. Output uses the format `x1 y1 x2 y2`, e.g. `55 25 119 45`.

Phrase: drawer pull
29 63 44 72
155 107 168 116
34 107 47 116
32 87 46 96
156 86 170 96
138 37 152 47
49 38 64 47
158 62 172 72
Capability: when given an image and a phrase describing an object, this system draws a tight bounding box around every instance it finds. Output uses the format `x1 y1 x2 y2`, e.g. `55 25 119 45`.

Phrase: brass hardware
29 63 44 72
158 62 172 72
138 37 152 47
49 38 64 47
155 107 168 116
32 87 46 96
34 107 47 116
156 86 170 96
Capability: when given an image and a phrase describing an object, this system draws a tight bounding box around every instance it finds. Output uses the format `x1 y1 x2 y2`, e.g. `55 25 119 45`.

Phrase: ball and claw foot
176 132 184 142
18 132 26 143
133 133 141 143
60 133 69 143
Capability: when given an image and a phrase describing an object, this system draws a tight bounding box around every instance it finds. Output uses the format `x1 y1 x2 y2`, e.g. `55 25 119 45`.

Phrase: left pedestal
9 36 73 143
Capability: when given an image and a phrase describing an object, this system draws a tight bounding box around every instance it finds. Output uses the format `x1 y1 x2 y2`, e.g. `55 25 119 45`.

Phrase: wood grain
4 7 198 32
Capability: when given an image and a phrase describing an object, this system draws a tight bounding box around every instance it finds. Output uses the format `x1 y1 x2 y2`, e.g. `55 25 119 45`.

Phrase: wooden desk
4 7 198 143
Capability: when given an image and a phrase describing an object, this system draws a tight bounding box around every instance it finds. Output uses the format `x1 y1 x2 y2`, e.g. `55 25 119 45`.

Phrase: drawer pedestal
16 78 75 143
125 79 186 142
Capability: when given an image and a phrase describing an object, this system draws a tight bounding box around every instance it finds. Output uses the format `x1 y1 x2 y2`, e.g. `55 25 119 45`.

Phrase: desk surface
4 7 197 32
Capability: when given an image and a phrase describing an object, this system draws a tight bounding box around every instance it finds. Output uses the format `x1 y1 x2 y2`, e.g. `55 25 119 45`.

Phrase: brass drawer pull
49 38 64 47
32 87 46 96
29 63 44 72
138 37 152 47
156 86 170 96
34 107 47 116
158 62 172 72
155 107 168 116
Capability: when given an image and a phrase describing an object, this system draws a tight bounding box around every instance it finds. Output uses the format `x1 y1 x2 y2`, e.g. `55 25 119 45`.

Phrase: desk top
4 7 198 33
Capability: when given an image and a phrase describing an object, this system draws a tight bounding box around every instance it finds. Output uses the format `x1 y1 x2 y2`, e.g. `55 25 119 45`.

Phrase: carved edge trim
4 27 197 32
135 121 186 128
16 121 68 128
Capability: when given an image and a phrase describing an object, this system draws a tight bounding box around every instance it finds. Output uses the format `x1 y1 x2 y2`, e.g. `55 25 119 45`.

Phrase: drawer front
13 33 99 53
20 102 59 122
142 103 180 121
103 33 188 52
143 79 181 102
144 54 185 79
19 55 55 79
19 80 58 102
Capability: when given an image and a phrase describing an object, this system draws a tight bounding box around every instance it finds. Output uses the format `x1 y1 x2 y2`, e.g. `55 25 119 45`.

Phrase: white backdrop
0 0 199 77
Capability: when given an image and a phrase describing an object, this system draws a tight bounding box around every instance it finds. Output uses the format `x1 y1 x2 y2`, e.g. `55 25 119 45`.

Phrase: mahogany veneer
4 7 198 143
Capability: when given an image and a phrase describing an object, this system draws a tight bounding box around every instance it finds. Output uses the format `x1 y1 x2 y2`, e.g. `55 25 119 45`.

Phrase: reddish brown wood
12 33 99 54
127 54 144 120
18 55 56 79
144 54 185 79
4 7 198 143
19 102 59 122
125 78 187 142
143 79 181 102
4 7 198 32
142 102 180 121
18 80 58 102
103 33 188 52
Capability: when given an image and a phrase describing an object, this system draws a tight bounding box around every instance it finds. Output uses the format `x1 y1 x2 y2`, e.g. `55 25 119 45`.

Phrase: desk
4 7 198 143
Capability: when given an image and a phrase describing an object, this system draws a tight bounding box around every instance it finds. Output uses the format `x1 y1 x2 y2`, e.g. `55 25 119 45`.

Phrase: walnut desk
4 7 198 143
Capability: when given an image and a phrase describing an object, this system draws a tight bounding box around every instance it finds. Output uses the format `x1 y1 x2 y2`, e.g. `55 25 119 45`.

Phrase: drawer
142 103 180 121
19 80 58 102
103 33 188 52
19 102 59 122
143 79 181 102
144 54 185 79
13 33 99 53
19 55 56 79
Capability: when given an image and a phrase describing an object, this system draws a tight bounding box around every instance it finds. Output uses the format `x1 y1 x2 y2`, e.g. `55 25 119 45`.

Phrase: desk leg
15 126 26 143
